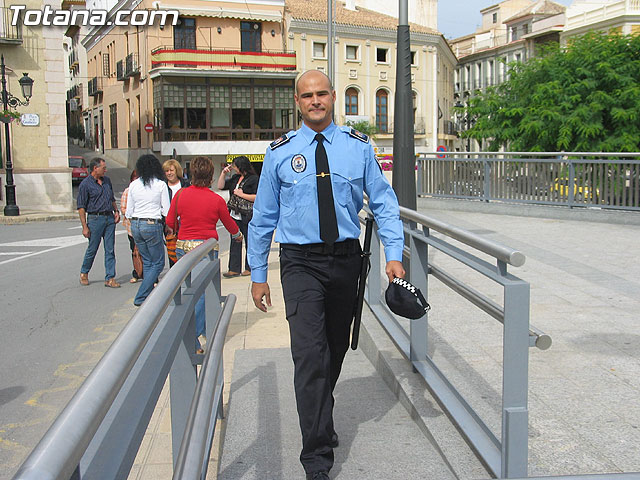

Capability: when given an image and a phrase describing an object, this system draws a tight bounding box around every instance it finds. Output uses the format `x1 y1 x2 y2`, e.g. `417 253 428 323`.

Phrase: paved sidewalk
10 200 639 479
415 199 640 478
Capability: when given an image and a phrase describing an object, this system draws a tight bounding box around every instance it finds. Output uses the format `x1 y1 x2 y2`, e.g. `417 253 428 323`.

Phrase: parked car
69 156 88 185
551 177 598 201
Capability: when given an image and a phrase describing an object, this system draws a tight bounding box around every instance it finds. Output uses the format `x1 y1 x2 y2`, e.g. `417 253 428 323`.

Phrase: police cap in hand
385 278 431 319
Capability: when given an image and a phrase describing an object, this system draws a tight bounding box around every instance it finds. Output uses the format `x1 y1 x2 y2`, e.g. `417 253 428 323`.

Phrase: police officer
248 70 405 480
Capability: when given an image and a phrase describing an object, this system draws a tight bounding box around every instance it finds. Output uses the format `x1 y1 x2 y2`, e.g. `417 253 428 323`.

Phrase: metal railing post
409 230 429 363
170 308 198 466
483 157 492 202
501 280 530 478
366 221 382 306
568 159 576 206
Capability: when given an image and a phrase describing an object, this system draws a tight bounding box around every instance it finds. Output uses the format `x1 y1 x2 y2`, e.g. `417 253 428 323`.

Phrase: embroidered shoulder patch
270 133 291 150
348 128 369 143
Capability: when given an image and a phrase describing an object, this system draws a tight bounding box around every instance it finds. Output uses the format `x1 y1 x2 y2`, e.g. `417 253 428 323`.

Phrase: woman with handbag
217 155 258 278
163 159 190 267
166 156 242 352
120 170 143 283
125 154 171 307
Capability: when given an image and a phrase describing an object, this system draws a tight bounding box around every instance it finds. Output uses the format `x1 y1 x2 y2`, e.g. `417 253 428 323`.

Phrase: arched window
376 90 388 133
345 87 358 115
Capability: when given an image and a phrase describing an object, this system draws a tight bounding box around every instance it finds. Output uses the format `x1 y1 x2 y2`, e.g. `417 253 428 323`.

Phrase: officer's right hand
82 226 91 239
251 282 272 312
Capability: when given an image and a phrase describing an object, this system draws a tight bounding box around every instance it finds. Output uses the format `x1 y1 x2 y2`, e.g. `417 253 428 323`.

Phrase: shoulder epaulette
348 127 369 143
270 131 296 150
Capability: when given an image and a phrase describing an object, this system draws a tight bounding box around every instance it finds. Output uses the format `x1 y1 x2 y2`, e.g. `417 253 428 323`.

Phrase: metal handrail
373 206 548 351
400 206 526 267
364 203 543 478
12 240 221 480
173 294 236 480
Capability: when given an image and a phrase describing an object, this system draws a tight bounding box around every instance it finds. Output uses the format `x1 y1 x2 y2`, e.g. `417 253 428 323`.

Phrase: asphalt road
0 219 138 479
0 151 235 478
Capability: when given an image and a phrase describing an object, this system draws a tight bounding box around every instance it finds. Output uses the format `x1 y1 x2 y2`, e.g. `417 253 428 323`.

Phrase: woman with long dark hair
125 154 170 306
217 155 258 278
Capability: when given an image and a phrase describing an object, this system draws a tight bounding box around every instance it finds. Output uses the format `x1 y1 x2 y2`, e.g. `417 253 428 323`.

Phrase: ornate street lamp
1 54 34 216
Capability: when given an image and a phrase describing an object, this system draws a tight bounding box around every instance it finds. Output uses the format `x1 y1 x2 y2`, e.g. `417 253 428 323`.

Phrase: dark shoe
79 273 89 286
223 271 241 278
104 278 121 288
306 472 329 480
329 433 339 448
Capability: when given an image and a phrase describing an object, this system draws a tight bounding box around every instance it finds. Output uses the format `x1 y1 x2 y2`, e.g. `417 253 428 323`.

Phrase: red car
69 156 88 185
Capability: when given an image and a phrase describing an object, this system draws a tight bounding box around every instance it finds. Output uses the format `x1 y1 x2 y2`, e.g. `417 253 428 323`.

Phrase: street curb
0 213 77 225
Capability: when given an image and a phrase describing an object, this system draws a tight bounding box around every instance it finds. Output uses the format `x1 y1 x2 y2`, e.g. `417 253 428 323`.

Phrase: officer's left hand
113 211 121 225
385 260 405 283
251 282 272 312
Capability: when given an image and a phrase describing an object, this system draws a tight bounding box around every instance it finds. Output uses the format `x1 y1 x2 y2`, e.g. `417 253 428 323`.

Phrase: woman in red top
166 156 241 352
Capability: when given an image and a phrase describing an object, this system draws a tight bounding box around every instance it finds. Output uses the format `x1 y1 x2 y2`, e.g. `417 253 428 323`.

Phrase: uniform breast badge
291 154 307 173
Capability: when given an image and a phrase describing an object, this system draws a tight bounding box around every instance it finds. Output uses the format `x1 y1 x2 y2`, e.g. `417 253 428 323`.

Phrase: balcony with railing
441 120 457 136
69 49 79 71
566 0 640 30
88 77 103 96
125 52 140 77
0 7 22 44
116 60 125 80
150 47 296 72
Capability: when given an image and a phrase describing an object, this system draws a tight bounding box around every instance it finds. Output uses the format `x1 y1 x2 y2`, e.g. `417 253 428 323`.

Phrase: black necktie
315 133 338 245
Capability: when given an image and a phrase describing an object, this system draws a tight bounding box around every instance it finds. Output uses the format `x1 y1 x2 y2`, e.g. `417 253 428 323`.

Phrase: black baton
351 217 374 350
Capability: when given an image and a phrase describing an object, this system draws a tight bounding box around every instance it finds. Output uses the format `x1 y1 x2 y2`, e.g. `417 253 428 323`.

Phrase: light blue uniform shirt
248 121 404 283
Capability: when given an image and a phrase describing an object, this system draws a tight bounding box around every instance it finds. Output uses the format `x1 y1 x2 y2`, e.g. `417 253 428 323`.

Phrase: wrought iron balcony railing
125 52 140 77
116 60 125 80
0 7 22 43
151 47 296 71
88 77 103 96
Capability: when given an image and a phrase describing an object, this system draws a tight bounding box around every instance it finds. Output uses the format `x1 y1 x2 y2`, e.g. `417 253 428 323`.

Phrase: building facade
1 0 72 214
285 0 457 155
81 0 295 170
450 0 566 151
561 0 640 40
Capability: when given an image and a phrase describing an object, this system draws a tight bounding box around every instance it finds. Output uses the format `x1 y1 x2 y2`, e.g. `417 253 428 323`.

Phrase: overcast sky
437 0 574 39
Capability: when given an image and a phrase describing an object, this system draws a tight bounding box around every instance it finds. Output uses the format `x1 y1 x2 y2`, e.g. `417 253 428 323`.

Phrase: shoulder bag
227 178 254 217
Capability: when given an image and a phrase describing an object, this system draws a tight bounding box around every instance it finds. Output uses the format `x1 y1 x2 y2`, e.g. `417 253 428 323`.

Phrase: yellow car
552 178 598 201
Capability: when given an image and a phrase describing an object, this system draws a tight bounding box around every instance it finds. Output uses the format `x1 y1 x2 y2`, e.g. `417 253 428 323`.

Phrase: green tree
462 32 640 152
345 119 377 139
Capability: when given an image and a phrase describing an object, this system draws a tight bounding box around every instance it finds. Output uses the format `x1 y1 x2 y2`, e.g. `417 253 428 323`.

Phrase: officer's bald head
296 70 333 95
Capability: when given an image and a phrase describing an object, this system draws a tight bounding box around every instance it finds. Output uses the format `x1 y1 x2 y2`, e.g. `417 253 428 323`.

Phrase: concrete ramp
218 347 458 479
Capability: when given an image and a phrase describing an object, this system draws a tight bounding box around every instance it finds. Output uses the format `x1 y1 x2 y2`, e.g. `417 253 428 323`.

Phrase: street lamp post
1 54 34 216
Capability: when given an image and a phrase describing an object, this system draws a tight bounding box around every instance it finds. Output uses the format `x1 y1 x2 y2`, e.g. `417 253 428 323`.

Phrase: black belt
88 211 112 216
131 217 161 223
281 239 361 256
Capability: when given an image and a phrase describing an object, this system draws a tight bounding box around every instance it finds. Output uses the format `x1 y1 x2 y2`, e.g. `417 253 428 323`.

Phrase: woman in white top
125 154 171 306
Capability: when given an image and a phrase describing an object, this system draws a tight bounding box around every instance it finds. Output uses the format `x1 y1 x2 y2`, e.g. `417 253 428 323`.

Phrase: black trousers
279 245 362 474
228 214 250 273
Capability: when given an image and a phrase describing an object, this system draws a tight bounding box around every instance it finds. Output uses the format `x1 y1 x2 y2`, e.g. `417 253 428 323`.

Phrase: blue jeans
131 220 165 306
176 243 218 346
81 214 116 281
